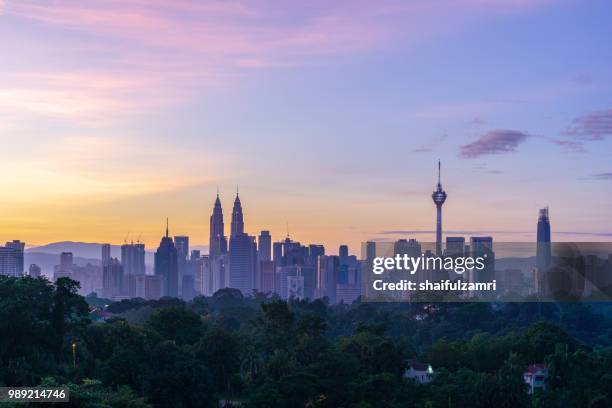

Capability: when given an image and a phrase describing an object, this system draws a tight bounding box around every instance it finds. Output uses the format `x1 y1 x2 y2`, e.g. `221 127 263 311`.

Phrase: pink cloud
564 109 612 141
460 130 531 158
4 0 556 61
0 0 560 121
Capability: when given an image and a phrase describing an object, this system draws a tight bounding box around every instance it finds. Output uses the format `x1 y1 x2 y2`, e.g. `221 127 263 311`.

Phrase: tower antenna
165 218 169 238
432 160 447 256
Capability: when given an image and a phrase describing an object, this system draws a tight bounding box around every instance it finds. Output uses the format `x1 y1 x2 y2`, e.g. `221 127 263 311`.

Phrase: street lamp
72 342 76 368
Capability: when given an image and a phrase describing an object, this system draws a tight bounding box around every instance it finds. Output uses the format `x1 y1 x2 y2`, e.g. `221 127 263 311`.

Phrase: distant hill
24 252 100 278
25 241 208 275
27 241 122 259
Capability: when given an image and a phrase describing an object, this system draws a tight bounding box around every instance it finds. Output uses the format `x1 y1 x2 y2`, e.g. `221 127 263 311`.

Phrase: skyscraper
101 243 111 265
0 241 24 277
316 255 339 303
103 258 123 299
273 241 283 265
154 220 179 297
229 234 257 295
121 243 145 275
470 236 495 284
174 235 190 297
209 192 227 256
339 245 349 265
228 192 256 294
445 237 466 257
175 236 189 262
256 231 272 291
431 161 447 256
230 190 244 238
4 240 25 276
54 252 74 281
60 252 73 267
536 207 551 272
309 244 325 264
258 231 272 262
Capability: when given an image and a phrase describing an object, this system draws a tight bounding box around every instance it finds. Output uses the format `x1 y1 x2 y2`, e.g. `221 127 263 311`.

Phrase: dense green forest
1 275 612 407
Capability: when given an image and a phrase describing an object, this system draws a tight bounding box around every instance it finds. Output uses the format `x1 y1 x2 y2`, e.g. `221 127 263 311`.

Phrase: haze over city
1 0 611 252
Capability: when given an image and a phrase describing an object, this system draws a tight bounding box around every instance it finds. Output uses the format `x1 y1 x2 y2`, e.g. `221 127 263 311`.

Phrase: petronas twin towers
209 189 257 294
209 189 245 256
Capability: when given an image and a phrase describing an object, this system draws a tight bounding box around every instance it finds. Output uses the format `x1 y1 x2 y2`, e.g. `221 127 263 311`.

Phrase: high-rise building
0 248 17 277
364 241 376 261
120 242 145 297
28 264 41 278
60 252 73 267
191 250 201 260
3 240 25 276
229 233 257 295
194 254 212 296
145 275 163 300
339 245 349 265
101 243 111 265
281 237 307 266
309 244 325 261
182 275 196 301
259 260 275 293
273 241 283 265
230 191 245 237
209 192 227 256
0 242 23 277
154 220 179 297
175 236 189 261
211 253 229 293
536 207 551 272
174 235 189 296
54 252 75 281
445 237 465 257
121 243 146 275
470 236 495 284
0 247 17 277
256 231 272 291
316 255 339 303
258 231 272 262
227 191 256 294
102 258 123 299
431 161 447 256
287 271 305 299
394 239 421 257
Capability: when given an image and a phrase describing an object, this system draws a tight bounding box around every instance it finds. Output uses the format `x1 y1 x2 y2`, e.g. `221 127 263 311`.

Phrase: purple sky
0 0 611 253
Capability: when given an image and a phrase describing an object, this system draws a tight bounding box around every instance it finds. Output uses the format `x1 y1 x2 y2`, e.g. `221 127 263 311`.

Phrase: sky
1 0 611 254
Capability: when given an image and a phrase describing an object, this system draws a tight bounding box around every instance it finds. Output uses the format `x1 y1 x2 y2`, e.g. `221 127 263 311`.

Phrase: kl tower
431 160 447 256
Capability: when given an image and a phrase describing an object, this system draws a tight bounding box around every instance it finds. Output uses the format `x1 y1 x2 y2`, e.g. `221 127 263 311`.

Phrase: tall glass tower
431 161 447 256
209 192 227 256
154 219 178 297
231 190 245 238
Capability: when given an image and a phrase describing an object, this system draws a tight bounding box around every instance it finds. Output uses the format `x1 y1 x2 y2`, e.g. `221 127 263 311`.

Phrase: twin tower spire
209 187 243 256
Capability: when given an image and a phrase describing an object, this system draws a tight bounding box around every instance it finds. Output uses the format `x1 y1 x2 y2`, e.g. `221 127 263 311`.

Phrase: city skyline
1 0 611 251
